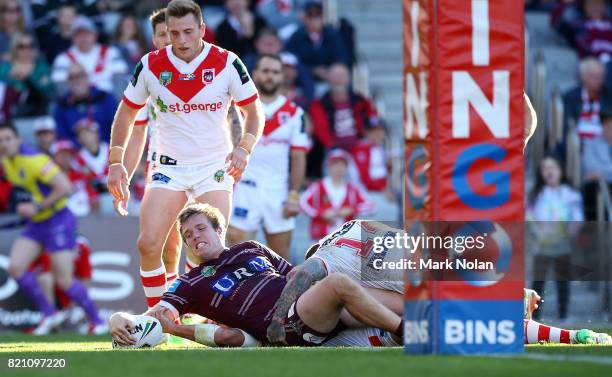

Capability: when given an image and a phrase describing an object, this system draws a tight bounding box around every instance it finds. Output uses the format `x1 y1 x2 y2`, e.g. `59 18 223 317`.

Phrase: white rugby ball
112 315 164 349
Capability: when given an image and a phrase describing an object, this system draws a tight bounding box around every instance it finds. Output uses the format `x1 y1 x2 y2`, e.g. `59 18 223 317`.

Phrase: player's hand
266 318 287 346
323 209 336 221
107 164 130 212
112 197 129 216
150 309 176 334
282 201 300 218
16 203 38 218
337 206 354 218
225 147 250 181
110 313 136 346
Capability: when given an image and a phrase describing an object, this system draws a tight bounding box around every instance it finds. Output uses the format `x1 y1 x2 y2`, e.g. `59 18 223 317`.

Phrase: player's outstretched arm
266 258 328 345
108 101 140 215
149 310 260 347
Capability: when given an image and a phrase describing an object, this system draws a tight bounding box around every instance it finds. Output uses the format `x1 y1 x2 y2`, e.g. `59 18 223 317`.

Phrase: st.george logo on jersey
202 69 215 83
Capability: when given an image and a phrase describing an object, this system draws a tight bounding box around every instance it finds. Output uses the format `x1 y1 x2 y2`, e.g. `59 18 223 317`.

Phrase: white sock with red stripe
524 319 576 344
140 266 166 309
166 272 178 288
184 256 198 274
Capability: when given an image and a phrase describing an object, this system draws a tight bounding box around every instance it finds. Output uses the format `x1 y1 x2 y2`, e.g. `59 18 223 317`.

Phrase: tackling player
227 54 309 260
267 219 612 345
0 123 104 335
107 0 265 309
110 203 404 347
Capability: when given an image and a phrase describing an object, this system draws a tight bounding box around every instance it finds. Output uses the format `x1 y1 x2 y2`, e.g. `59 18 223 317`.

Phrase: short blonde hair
177 203 226 240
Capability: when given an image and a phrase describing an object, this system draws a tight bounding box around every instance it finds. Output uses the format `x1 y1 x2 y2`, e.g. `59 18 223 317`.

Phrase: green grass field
0 333 611 377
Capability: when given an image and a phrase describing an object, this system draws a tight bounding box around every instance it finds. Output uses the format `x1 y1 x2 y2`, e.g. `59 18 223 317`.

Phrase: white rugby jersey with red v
123 43 259 166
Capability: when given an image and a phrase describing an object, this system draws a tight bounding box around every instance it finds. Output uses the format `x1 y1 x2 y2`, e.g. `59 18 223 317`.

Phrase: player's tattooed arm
227 105 243 147
267 258 327 345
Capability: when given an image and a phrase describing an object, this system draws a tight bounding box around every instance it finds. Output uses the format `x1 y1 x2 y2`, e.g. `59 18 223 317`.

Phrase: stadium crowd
0 0 397 237
524 0 612 322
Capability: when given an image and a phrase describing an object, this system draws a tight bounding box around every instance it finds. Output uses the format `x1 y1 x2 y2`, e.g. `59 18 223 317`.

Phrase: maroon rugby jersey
160 241 292 340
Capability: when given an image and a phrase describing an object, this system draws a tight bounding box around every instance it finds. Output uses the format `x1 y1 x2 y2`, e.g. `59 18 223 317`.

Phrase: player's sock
524 319 574 344
184 257 198 274
140 266 166 308
15 271 56 316
63 280 103 324
166 272 178 287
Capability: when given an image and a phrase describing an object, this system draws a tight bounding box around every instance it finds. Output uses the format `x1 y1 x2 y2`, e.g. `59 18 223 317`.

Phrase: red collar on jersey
148 45 229 103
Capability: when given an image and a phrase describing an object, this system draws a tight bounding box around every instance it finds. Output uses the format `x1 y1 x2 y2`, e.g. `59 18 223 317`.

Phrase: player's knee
137 233 163 258
325 272 357 296
54 273 73 290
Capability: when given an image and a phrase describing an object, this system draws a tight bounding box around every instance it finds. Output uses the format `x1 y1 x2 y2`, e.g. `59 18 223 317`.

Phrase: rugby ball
112 315 164 349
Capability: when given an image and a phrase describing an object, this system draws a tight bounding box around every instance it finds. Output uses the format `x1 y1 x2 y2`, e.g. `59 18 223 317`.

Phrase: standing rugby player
0 123 104 334
227 54 309 260
119 9 185 289
107 0 264 308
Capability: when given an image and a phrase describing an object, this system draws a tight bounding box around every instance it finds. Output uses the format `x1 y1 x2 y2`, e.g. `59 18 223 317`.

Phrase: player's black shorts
283 301 345 346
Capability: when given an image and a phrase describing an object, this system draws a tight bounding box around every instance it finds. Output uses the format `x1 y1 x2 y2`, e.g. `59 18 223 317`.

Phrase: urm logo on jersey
211 257 272 297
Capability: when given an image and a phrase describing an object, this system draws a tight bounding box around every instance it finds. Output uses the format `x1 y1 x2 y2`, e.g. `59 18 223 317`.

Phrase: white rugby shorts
229 180 295 234
148 159 234 197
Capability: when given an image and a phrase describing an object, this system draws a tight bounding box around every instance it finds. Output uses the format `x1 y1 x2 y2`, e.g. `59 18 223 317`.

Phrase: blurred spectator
576 0 612 60
75 119 109 195
285 1 348 82
279 52 314 108
351 122 388 192
351 122 398 221
50 139 99 217
563 57 608 139
243 29 314 105
0 0 27 58
256 0 302 40
0 81 19 123
51 16 128 94
308 63 380 178
53 63 117 145
553 0 612 60
525 0 559 12
582 104 612 219
33 116 57 155
0 164 11 213
113 13 148 70
0 33 53 117
243 27 282 70
300 149 374 240
527 154 584 321
215 0 268 59
38 3 77 64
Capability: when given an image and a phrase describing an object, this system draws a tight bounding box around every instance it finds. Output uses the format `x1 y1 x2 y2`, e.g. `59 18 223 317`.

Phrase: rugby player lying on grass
268 220 611 345
110 203 404 348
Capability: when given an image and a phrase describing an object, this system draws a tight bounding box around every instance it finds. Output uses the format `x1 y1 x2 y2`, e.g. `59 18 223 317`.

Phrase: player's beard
257 80 281 96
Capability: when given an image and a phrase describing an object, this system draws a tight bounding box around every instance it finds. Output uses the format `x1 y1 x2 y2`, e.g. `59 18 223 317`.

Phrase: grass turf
0 333 611 377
